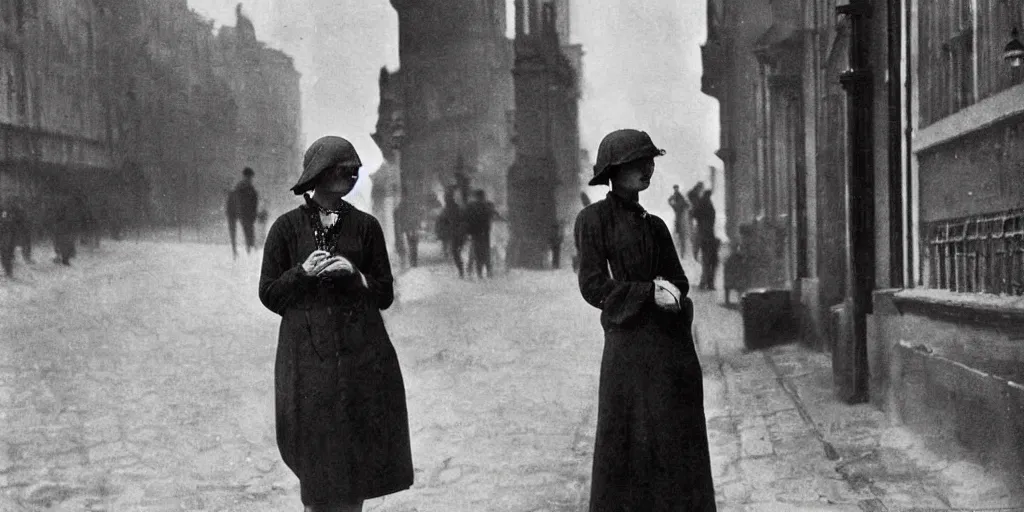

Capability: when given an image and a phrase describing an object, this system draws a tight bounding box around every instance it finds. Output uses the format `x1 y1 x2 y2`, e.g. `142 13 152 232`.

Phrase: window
919 0 1024 125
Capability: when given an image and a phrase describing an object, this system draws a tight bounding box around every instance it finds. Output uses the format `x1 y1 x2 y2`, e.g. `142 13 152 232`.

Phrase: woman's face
611 158 655 193
316 164 360 195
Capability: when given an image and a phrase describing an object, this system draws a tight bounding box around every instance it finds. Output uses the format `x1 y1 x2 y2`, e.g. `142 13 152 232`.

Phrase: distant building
0 0 113 219
388 0 515 217
215 4 302 218
95 0 240 225
379 0 581 265
370 67 405 254
0 0 301 231
507 0 580 268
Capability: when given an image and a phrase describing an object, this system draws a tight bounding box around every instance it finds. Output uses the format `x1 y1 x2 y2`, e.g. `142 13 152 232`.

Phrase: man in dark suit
227 167 260 258
463 189 504 279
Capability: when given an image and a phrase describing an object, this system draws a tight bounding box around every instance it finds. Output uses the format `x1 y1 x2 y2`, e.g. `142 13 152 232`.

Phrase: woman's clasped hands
301 250 357 279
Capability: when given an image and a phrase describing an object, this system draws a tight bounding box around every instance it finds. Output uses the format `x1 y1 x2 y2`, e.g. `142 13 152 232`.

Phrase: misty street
3 0 1024 509
2 240 1014 511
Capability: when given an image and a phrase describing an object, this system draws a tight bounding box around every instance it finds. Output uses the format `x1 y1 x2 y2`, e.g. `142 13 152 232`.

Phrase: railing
926 210 1024 295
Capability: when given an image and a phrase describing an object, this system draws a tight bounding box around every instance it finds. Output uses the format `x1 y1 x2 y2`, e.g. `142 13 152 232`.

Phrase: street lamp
1004 28 1024 68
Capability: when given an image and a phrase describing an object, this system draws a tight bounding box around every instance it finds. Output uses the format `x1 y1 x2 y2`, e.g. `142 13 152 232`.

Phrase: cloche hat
588 129 666 186
291 136 363 195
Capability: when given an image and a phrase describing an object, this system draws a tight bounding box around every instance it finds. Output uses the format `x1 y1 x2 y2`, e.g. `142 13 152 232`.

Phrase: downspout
904 0 915 287
889 0 905 288
837 0 874 404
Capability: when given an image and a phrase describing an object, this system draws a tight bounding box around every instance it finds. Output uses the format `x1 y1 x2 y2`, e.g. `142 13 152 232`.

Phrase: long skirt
589 312 717 511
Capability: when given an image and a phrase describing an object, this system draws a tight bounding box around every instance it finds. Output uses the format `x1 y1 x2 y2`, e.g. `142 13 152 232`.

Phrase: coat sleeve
652 217 689 299
574 207 654 327
360 217 395 310
258 216 318 315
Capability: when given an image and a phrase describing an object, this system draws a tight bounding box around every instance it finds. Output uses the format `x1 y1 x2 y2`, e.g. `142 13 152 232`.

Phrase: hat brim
292 138 362 194
587 147 666 187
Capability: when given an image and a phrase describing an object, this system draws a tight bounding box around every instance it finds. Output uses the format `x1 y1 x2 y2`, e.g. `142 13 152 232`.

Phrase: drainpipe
888 0 904 289
837 0 874 404
904 0 915 286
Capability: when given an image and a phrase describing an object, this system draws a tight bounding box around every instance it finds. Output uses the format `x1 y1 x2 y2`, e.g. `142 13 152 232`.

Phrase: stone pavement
1 241 1021 511
689 255 1024 512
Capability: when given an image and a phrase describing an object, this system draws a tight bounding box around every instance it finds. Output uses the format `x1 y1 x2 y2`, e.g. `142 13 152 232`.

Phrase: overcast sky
187 0 719 221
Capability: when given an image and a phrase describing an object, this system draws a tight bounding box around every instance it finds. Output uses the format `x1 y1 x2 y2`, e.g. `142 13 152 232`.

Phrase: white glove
653 278 682 312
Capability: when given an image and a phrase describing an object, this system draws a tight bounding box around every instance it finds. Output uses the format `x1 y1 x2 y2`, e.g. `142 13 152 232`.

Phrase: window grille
926 210 1024 295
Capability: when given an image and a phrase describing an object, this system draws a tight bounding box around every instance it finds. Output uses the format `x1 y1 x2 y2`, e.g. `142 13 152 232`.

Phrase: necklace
303 197 345 253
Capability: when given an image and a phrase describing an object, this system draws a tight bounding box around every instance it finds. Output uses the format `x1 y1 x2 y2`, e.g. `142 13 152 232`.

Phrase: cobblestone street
1 241 1020 511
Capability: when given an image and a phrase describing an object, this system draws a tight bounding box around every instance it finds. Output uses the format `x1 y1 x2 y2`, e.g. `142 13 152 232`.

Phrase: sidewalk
688 260 1024 512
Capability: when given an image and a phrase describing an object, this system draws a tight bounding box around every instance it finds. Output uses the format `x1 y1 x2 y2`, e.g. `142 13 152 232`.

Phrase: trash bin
741 288 798 350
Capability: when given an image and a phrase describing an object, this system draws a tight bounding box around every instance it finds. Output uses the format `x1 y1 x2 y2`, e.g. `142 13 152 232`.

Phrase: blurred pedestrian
52 198 77 266
255 207 270 247
437 187 467 278
258 136 413 512
463 189 503 279
692 189 717 290
573 193 592 272
687 181 706 260
227 167 260 258
394 193 419 268
0 203 15 277
7 198 33 264
549 221 563 269
668 184 689 258
574 129 716 511
76 195 100 248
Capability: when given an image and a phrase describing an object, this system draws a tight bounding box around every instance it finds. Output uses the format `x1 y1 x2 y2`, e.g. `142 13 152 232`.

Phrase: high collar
606 191 648 217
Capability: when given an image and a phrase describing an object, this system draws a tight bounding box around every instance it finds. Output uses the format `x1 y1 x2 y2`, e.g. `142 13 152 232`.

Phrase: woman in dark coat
259 136 414 512
52 198 78 266
574 129 717 511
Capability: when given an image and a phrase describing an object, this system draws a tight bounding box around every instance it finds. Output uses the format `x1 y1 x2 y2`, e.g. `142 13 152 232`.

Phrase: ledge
891 288 1024 328
914 83 1024 153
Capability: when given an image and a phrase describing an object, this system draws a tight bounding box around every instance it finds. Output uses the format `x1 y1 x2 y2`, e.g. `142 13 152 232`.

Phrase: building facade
389 0 515 218
507 0 580 268
0 0 301 233
214 5 302 219
706 0 1024 495
0 0 113 214
870 0 1024 495
379 0 581 267
370 66 405 257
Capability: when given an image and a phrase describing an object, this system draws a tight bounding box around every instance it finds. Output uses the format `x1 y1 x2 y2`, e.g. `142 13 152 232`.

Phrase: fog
187 0 719 227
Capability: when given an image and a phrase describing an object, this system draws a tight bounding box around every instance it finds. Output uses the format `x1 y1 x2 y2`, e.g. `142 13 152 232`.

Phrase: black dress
258 198 414 506
574 192 716 511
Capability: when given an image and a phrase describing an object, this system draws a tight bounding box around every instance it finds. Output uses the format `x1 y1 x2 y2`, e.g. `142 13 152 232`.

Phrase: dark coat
52 204 77 260
692 196 716 243
230 180 259 222
258 200 413 506
463 200 499 237
574 192 716 511
436 204 466 244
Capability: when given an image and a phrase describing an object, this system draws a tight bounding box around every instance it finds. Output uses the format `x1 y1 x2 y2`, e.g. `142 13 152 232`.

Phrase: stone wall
870 290 1024 497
